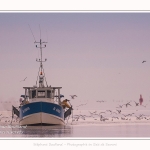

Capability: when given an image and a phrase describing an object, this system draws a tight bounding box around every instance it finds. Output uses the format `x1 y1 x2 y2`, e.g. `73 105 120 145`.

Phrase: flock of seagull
0 114 19 124
70 100 150 123
0 94 150 125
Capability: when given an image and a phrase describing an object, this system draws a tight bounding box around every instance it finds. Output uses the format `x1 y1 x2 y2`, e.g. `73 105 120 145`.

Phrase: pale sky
1 13 150 110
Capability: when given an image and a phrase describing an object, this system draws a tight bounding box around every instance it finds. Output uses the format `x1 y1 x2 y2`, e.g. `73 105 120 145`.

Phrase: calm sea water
0 109 150 138
1 124 150 138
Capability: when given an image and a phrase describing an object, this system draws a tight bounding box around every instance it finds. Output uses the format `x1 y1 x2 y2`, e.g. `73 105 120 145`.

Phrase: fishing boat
12 38 73 126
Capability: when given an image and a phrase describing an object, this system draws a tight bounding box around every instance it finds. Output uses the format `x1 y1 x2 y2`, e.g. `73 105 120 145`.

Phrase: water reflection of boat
12 38 73 126
16 125 72 137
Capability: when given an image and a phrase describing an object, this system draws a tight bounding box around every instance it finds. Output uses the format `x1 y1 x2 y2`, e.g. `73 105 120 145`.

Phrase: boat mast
35 39 47 87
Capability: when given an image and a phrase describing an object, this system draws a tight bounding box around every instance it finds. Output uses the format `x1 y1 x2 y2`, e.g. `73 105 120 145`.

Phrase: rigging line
46 29 48 43
36 65 41 86
37 48 40 60
28 24 36 42
39 24 42 40
42 67 48 87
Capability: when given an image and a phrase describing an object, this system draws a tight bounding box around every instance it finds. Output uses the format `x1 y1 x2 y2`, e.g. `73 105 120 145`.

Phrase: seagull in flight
134 101 139 106
116 110 121 114
141 104 148 108
96 100 104 103
70 95 77 99
142 60 146 63
106 110 112 114
20 77 27 82
116 104 124 109
76 103 87 107
123 102 132 107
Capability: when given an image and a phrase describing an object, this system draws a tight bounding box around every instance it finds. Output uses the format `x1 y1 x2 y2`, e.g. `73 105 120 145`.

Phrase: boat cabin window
47 90 51 98
47 90 55 98
32 90 36 98
38 91 45 98
51 90 54 98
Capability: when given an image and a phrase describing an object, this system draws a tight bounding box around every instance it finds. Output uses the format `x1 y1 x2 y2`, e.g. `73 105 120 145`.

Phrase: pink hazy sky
0 13 150 109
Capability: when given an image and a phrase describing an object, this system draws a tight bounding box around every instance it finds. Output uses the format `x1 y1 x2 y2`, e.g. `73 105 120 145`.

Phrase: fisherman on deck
61 99 71 109
19 95 29 105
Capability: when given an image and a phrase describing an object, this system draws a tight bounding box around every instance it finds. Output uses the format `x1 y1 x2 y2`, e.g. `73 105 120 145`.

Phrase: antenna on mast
35 34 48 87
35 39 47 63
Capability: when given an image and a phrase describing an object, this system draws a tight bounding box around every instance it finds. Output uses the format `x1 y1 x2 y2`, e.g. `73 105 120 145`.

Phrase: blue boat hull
19 102 65 125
